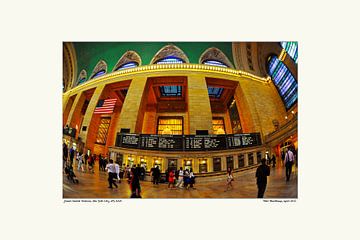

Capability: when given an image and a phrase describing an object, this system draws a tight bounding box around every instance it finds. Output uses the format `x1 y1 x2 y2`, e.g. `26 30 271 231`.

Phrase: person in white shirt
105 159 118 188
176 167 184 188
284 148 295 181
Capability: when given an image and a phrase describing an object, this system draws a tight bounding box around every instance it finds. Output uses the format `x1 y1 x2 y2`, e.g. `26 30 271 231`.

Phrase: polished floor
63 163 297 199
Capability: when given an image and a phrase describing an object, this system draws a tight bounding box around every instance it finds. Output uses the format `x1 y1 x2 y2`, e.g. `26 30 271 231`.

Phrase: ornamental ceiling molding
199 47 235 68
90 60 107 78
63 43 77 91
150 44 189 64
112 50 142 71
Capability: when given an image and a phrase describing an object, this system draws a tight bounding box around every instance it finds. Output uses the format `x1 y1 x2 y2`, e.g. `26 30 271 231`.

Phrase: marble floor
63 163 297 199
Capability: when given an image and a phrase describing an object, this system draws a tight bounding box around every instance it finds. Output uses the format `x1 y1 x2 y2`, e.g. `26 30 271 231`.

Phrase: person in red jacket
168 170 175 189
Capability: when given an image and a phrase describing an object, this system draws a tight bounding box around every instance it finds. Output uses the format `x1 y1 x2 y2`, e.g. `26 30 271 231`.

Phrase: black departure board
121 134 140 148
116 133 261 151
158 135 183 151
140 135 158 149
203 135 227 150
184 135 203 151
227 133 261 148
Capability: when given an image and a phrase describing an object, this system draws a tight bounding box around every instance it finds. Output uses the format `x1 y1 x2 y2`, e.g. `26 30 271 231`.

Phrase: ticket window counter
199 159 208 173
226 156 234 170
184 160 193 171
213 158 221 172
127 155 135 168
248 153 254 165
167 159 177 172
256 151 262 164
238 154 245 168
140 157 147 171
153 159 162 172
116 153 123 166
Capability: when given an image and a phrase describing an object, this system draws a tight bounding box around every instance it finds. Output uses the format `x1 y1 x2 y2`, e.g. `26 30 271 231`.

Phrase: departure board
116 133 261 151
203 135 227 150
158 135 183 150
140 135 158 149
120 134 140 148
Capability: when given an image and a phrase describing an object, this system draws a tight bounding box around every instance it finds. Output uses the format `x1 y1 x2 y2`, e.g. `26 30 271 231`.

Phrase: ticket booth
226 156 234 170
153 158 162 171
167 159 177 172
238 154 245 168
140 156 147 171
256 151 262 164
116 153 123 166
198 159 208 173
127 154 135 167
248 153 254 165
213 157 221 172
184 159 193 171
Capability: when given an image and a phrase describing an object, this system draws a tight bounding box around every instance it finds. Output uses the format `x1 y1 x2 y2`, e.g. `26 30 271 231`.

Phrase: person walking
129 168 141 198
63 143 68 169
105 159 118 189
225 167 234 191
271 154 276 167
284 148 295 181
256 158 270 198
175 167 184 189
77 152 84 172
168 170 175 189
189 168 196 189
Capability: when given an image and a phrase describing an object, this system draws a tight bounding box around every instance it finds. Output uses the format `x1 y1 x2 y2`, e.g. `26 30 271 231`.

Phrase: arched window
268 56 298 110
76 69 87 86
113 51 142 72
155 56 185 64
203 60 228 67
115 61 139 71
150 45 189 64
199 47 234 68
90 60 107 79
280 42 298 63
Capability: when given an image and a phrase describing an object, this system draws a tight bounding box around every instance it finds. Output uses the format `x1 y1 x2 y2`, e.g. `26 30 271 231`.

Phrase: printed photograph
62 42 298 199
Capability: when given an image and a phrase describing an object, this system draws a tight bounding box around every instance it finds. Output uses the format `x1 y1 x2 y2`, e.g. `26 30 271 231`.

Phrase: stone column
65 93 83 127
194 158 199 173
187 75 213 134
233 154 239 169
116 76 147 133
244 153 249 167
221 156 227 171
78 84 106 143
208 157 213 172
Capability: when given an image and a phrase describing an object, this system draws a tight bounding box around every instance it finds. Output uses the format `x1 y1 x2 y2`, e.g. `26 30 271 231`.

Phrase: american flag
94 98 117 114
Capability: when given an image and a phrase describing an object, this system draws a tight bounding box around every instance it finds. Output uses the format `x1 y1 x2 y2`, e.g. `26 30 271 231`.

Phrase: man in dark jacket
256 158 270 198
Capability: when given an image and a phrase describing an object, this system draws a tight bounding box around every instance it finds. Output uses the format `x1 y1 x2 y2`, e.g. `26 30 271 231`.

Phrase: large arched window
90 60 107 79
150 45 189 64
113 51 142 71
76 69 87 86
268 56 298 110
280 42 298 63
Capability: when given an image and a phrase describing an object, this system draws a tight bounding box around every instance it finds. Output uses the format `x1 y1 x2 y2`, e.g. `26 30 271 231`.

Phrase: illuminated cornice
65 64 269 94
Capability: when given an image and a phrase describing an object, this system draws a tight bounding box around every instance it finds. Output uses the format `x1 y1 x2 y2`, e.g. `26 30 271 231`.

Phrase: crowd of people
63 142 297 198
